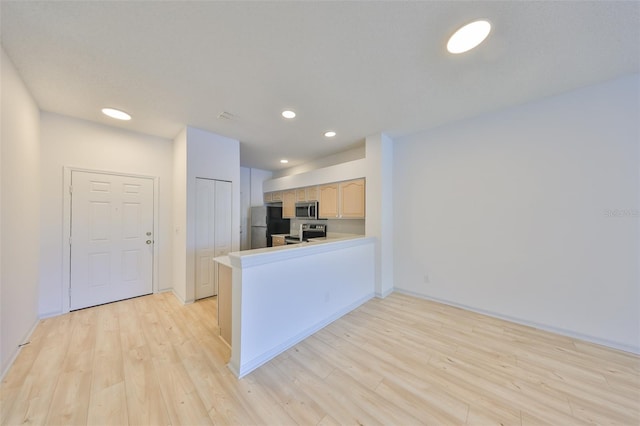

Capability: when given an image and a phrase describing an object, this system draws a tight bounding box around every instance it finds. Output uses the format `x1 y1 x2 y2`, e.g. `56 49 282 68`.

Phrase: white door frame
62 166 160 314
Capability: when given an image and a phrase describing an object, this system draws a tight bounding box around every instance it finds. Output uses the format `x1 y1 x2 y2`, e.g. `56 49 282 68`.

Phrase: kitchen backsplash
290 218 365 236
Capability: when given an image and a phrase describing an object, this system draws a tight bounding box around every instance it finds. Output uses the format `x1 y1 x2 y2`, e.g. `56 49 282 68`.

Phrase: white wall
366 134 394 297
240 167 251 250
1 48 41 376
393 74 640 353
174 126 240 303
272 145 365 179
39 113 174 316
263 158 367 192
250 168 272 206
229 237 375 377
172 128 188 301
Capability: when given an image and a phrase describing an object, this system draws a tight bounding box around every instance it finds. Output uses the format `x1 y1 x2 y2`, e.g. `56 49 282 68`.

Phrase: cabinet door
319 183 339 218
271 191 283 202
263 192 273 203
306 186 318 201
272 236 285 246
282 190 296 218
340 179 365 219
296 188 307 202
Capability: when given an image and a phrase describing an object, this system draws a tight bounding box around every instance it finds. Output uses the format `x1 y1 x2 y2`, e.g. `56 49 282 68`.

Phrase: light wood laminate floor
1 292 639 425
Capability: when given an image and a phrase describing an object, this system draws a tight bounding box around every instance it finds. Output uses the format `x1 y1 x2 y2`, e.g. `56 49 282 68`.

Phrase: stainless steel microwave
295 201 318 219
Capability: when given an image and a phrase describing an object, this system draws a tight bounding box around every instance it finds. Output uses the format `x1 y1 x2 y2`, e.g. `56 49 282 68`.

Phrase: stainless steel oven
295 201 318 220
302 223 326 240
284 223 326 244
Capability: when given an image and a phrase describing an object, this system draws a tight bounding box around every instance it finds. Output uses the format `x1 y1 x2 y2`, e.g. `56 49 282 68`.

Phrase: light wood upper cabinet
282 190 296 218
340 179 365 219
296 186 319 202
264 191 284 203
264 180 364 219
319 179 365 219
319 183 339 218
306 186 318 201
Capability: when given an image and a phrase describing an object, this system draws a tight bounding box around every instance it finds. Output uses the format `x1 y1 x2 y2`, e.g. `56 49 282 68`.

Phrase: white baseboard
394 288 640 355
169 289 195 305
235 293 375 378
1 318 40 381
376 287 394 299
39 310 62 320
227 360 240 378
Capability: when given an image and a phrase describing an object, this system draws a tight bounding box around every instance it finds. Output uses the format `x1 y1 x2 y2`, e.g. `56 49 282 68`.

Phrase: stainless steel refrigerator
250 205 290 249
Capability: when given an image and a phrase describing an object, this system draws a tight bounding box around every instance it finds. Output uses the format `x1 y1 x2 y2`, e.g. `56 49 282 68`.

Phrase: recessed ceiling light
447 20 491 54
101 107 132 121
280 159 289 164
324 131 337 138
282 110 296 119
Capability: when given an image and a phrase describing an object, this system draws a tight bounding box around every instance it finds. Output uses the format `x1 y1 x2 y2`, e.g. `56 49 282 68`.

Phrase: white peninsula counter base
215 236 375 378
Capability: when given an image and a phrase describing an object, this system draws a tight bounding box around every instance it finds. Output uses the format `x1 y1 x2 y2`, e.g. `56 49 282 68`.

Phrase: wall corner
365 133 394 297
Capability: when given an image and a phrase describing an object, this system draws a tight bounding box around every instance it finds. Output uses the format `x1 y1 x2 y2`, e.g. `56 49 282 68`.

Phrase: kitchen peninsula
214 235 375 378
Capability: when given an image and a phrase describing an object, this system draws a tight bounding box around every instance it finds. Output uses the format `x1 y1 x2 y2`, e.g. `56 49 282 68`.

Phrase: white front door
70 171 154 310
195 178 232 299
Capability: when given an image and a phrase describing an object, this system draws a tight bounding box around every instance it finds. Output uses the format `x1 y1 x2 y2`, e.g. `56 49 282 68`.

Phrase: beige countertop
215 234 367 263
212 255 232 267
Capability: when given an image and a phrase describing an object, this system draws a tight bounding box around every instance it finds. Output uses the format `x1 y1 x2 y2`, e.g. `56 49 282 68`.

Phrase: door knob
146 232 152 236
146 240 152 245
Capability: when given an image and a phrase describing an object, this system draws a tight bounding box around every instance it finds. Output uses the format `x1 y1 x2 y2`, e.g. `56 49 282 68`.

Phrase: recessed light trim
280 159 289 164
324 131 337 138
281 110 296 119
447 20 491 54
101 107 132 121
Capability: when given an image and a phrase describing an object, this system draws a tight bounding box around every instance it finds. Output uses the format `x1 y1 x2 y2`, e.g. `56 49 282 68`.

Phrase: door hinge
69 185 73 194
69 237 72 246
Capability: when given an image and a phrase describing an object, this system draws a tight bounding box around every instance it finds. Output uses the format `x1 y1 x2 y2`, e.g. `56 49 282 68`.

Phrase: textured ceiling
1 1 638 170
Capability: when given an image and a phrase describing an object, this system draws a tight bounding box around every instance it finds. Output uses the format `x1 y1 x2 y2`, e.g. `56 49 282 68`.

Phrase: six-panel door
70 171 154 310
